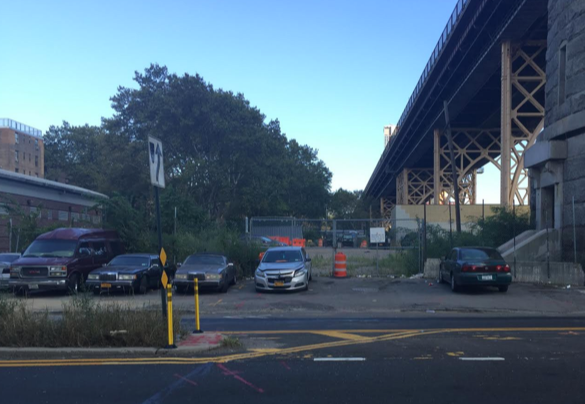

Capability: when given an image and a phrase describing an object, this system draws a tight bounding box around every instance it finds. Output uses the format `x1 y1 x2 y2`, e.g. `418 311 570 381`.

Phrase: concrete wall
500 228 562 262
423 258 584 286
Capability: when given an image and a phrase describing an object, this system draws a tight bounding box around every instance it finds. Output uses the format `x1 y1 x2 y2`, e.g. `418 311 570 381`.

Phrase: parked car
240 235 287 247
86 254 163 295
0 253 21 289
9 228 123 294
255 246 312 292
174 253 236 293
438 247 511 293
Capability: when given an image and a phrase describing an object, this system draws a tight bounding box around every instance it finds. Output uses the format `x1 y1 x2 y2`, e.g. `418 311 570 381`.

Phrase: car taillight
462 265 477 272
503 264 510 272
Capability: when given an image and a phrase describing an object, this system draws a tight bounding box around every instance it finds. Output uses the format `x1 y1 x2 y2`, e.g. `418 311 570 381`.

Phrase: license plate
480 275 493 281
101 283 112 288
274 281 285 287
29 284 38 290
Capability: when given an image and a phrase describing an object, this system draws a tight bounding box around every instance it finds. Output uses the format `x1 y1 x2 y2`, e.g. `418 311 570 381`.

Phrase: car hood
90 266 146 275
0 261 12 268
12 257 73 267
257 261 305 272
177 264 226 274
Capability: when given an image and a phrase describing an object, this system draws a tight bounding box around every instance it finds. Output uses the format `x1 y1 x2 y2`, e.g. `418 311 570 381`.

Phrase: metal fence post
573 196 577 263
332 219 337 277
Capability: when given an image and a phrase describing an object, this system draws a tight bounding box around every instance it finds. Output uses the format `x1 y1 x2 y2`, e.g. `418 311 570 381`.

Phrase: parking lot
5 276 585 318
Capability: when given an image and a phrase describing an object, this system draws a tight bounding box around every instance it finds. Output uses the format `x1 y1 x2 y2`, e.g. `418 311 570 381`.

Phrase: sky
0 0 499 203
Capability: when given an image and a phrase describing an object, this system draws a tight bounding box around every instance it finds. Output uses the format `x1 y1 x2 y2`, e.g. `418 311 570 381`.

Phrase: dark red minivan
9 228 123 294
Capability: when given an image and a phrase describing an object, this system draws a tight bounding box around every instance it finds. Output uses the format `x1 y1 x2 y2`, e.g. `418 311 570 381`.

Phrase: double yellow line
0 327 583 368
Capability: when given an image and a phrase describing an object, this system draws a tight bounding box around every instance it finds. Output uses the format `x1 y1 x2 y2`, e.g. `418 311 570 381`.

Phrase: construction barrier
334 252 347 278
318 239 323 247
360 240 367 248
292 238 306 247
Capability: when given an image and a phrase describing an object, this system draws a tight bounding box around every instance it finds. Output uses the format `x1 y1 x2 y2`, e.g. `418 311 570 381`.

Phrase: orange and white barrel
334 252 347 278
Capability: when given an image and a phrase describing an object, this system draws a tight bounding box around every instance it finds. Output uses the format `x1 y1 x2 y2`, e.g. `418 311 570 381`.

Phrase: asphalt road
1 316 584 404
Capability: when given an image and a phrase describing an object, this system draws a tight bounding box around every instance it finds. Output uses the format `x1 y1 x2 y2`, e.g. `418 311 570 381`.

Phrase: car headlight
88 274 100 280
175 274 188 280
49 266 68 277
255 269 265 278
10 267 20 278
206 273 221 280
119 274 137 280
294 268 306 277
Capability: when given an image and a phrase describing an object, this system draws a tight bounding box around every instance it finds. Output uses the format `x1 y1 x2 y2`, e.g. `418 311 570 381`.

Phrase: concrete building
525 0 585 263
0 169 106 252
0 119 44 178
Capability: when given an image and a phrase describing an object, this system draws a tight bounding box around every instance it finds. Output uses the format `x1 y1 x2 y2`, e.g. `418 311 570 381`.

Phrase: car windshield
0 254 19 263
460 248 504 261
185 255 225 265
108 256 150 267
262 250 303 263
23 240 78 258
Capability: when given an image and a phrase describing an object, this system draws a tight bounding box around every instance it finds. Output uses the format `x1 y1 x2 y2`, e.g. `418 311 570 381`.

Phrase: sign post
148 136 167 319
370 227 385 276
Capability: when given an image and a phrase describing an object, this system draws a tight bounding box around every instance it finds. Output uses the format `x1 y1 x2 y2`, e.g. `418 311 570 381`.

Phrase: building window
47 210 53 220
559 42 567 104
35 172 38 177
71 212 80 222
15 133 19 144
58 211 68 221
15 151 18 163
35 139 39 150
15 168 19 173
0 204 7 215
35 155 38 167
29 154 31 162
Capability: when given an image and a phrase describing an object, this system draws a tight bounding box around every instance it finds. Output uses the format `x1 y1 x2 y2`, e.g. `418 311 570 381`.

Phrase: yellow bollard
166 283 176 348
193 278 203 333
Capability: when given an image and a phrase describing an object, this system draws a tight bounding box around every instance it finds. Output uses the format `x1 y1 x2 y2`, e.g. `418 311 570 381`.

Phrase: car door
302 248 311 278
75 241 95 279
450 249 460 275
91 240 110 269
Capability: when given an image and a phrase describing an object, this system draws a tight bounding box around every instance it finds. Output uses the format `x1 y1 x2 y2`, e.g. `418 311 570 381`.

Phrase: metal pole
482 199 485 221
443 100 462 233
546 210 550 279
513 204 516 279
332 220 337 277
8 218 12 253
174 206 177 236
193 278 202 333
573 196 577 263
15 228 20 253
423 203 427 270
155 187 167 319
449 203 453 248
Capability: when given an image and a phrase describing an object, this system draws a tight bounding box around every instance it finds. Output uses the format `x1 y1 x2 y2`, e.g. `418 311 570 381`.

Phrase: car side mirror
228 263 234 267
306 258 312 262
176 263 182 268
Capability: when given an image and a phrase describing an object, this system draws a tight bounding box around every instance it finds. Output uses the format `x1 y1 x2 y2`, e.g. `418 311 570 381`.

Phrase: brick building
0 169 106 252
525 0 585 263
0 118 45 178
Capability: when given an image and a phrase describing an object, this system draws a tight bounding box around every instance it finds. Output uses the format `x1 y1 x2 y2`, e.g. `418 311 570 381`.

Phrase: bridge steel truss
380 39 546 215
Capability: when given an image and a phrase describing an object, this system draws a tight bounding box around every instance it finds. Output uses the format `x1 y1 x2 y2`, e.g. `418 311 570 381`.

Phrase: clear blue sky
0 0 499 202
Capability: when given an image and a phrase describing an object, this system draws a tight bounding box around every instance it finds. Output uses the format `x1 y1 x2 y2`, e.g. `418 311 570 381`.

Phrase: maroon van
9 228 123 294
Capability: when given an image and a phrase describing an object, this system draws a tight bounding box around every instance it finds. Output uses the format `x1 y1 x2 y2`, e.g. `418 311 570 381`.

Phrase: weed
220 336 242 349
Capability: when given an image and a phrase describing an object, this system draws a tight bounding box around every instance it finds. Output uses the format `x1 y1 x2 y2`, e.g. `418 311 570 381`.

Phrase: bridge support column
380 196 395 227
433 129 441 205
396 168 434 205
500 40 546 206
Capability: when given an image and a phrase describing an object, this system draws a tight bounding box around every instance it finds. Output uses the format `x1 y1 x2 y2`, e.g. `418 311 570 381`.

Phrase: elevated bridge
364 0 548 220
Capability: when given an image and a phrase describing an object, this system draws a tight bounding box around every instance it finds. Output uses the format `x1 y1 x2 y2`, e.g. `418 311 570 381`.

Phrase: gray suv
255 247 312 292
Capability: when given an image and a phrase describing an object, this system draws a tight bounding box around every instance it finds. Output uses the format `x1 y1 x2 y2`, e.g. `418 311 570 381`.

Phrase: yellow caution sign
160 248 167 267
161 270 169 289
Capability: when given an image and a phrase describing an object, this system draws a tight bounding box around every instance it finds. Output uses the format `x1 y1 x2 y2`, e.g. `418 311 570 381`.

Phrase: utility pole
443 100 461 233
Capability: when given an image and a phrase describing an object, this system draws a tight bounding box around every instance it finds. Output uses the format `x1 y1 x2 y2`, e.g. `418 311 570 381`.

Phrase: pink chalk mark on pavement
217 363 265 393
280 361 291 370
179 332 222 347
174 373 198 387
235 302 245 310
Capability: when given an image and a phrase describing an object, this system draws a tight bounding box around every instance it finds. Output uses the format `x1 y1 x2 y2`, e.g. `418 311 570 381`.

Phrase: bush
0 294 183 347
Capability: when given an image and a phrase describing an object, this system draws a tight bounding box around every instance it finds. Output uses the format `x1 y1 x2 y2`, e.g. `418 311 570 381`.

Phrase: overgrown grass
0 294 184 348
220 336 242 349
310 250 419 277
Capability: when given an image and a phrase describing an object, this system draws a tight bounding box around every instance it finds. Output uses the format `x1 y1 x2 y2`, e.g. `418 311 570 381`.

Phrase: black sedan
173 254 236 293
438 247 512 293
86 254 163 295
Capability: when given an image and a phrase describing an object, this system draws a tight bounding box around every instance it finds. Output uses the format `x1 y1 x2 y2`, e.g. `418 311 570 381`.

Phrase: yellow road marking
210 299 223 307
1 327 584 368
310 331 371 341
447 351 464 357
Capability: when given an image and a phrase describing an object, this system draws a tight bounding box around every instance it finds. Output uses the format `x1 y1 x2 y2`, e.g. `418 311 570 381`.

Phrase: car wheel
498 285 509 293
230 272 237 286
437 266 444 284
450 273 459 293
135 276 148 295
220 280 229 293
68 273 81 295
309 270 312 281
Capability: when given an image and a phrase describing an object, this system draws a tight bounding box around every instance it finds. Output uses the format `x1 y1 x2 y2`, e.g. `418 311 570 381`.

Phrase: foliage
329 189 373 219
0 294 183 347
472 207 532 248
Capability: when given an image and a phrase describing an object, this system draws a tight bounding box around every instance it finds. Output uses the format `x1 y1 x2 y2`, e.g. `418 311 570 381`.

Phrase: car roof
265 246 303 252
114 253 158 259
187 253 226 258
456 246 498 250
36 228 119 241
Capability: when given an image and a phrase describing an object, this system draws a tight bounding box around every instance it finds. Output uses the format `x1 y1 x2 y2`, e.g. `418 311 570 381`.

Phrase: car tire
498 285 509 293
136 276 148 295
437 267 444 284
220 280 229 293
230 272 237 286
68 273 81 295
450 273 459 293
309 270 312 281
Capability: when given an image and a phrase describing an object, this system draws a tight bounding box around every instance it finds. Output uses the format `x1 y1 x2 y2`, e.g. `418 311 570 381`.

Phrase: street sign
370 227 385 244
160 247 167 267
148 136 165 188
161 269 169 289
